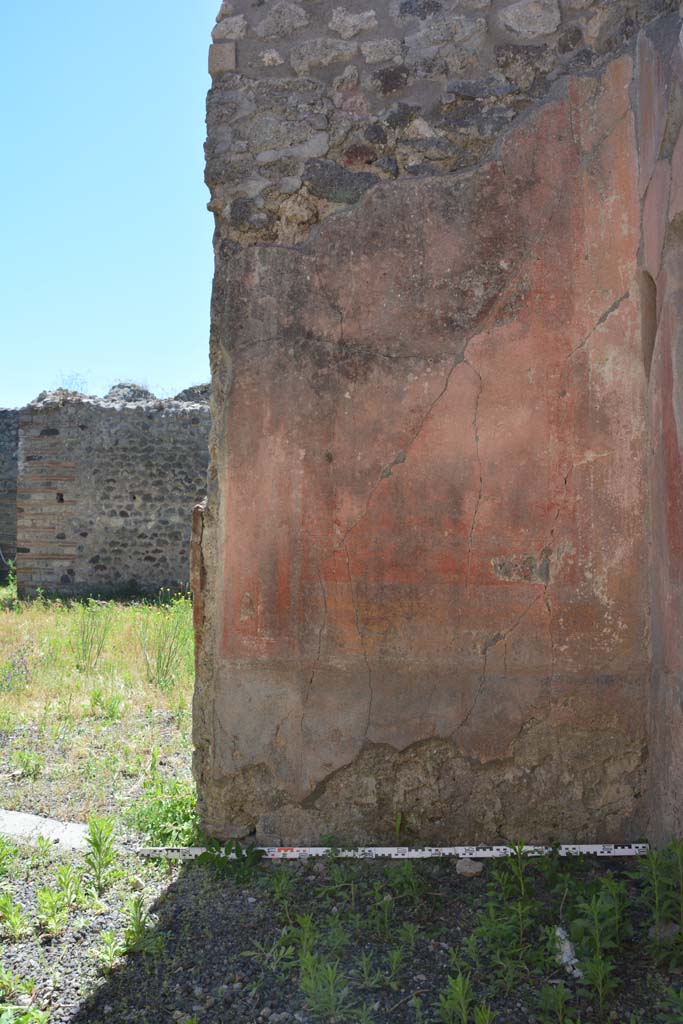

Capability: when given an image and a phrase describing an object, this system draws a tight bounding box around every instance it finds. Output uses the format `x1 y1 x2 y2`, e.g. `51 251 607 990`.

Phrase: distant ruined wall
0 411 19 582
16 388 210 598
195 0 683 844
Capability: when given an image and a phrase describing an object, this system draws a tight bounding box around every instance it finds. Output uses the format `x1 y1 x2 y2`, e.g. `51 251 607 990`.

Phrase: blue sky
1 0 218 408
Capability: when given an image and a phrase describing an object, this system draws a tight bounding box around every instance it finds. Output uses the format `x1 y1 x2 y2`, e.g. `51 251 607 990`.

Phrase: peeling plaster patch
492 549 553 584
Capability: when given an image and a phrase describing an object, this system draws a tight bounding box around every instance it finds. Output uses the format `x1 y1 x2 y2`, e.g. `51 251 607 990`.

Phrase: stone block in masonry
208 41 236 76
194 0 683 844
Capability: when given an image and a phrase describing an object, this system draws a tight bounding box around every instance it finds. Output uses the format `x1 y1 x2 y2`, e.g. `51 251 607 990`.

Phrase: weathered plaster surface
196 1 682 843
644 17 683 843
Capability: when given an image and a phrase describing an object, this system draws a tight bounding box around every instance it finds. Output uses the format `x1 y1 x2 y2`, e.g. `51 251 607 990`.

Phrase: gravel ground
0 712 192 825
2 844 682 1024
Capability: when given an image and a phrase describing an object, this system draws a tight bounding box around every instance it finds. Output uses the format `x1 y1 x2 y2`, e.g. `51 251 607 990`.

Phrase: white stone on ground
0 808 88 852
456 857 484 877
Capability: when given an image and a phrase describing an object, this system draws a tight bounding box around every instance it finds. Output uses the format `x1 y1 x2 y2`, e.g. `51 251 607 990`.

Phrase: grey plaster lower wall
16 390 210 598
0 410 19 582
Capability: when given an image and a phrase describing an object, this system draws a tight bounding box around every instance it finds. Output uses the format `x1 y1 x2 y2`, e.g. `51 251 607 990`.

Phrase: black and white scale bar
137 843 650 862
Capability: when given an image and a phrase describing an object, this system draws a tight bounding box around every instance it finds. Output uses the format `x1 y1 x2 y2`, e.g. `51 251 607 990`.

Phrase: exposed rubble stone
302 158 380 202
205 0 678 249
456 859 485 877
329 8 379 40
212 15 247 41
290 38 359 73
254 2 309 39
174 384 211 403
498 0 562 39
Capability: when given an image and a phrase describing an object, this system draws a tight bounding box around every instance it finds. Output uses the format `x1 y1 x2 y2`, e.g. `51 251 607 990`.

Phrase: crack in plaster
341 536 374 738
299 566 328 768
566 291 630 362
227 109 600 770
316 142 573 558
464 359 484 593
546 465 572 559
543 590 556 687
456 594 544 733
330 202 566 557
339 353 465 546
582 109 633 171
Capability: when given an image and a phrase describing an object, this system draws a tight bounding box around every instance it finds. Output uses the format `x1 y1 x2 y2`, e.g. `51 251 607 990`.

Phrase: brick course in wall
15 387 210 598
0 410 19 582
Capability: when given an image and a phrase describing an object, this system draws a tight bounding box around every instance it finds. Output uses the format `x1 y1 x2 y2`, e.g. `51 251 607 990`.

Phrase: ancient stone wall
0 410 19 582
644 19 683 843
196 0 683 844
16 387 210 598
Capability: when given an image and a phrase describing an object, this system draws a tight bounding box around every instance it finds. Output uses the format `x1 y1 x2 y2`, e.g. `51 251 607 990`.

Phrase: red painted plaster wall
195 46 663 843
644 20 683 842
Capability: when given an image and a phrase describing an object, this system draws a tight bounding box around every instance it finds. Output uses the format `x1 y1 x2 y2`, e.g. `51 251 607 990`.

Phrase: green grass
0 582 194 822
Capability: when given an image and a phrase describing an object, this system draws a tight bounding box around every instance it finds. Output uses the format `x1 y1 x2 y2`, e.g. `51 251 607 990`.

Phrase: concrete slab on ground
0 808 88 852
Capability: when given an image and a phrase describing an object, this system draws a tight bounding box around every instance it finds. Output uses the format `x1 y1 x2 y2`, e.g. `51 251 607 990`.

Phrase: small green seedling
538 983 572 1024
436 972 473 1024
95 928 125 972
36 887 68 937
0 893 31 940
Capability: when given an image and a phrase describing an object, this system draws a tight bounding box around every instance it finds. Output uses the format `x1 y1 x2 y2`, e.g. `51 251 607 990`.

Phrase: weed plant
10 750 43 780
0 561 17 605
0 965 34 1000
30 837 54 870
196 839 264 883
299 954 355 1021
0 838 18 877
54 863 84 907
69 601 112 672
126 775 198 846
633 840 683 966
537 983 572 1024
0 1009 50 1024
123 895 162 954
135 596 193 691
84 816 117 895
0 641 33 693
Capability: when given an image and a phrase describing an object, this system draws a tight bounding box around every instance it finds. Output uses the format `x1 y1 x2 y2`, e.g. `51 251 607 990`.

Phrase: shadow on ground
68 863 292 1024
